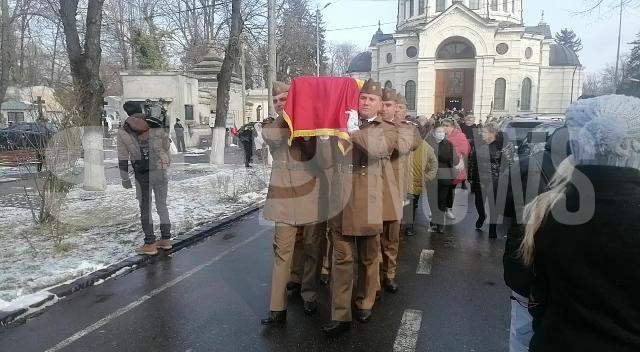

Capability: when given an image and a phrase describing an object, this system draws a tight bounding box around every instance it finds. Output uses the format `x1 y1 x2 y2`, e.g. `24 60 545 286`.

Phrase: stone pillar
417 58 436 116
473 56 494 121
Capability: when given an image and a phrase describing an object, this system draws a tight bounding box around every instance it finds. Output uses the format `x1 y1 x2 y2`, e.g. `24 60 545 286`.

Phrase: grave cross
33 96 46 121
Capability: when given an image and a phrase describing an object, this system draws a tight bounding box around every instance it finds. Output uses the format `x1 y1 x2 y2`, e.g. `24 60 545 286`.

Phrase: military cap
395 93 408 105
272 81 290 96
382 88 398 102
360 79 382 97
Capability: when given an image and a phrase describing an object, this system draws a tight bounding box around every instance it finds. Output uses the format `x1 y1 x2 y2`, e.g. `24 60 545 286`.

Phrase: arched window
385 81 393 89
436 39 476 60
436 0 445 12
469 0 480 9
405 80 416 111
491 0 498 11
494 78 506 111
256 105 262 121
521 78 532 111
503 0 508 11
409 0 414 17
418 0 425 14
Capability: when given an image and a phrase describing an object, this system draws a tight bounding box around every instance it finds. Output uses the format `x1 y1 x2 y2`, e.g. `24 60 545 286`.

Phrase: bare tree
210 0 242 165
328 41 358 76
59 0 106 190
0 0 18 103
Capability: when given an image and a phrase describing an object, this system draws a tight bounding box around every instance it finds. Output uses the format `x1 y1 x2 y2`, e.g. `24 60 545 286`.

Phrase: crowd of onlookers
402 96 640 352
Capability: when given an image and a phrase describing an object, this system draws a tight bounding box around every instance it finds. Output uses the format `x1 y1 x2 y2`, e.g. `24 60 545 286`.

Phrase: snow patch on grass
0 164 269 301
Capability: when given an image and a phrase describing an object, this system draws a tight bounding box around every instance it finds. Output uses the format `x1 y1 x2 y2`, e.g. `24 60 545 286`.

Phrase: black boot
355 309 372 323
303 300 318 316
260 310 286 326
286 282 301 295
320 273 330 286
475 216 485 230
322 321 351 335
489 224 498 239
383 278 398 294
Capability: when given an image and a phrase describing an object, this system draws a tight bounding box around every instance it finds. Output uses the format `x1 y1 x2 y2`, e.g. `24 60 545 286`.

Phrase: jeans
176 135 186 152
135 170 171 244
241 140 253 166
510 291 534 352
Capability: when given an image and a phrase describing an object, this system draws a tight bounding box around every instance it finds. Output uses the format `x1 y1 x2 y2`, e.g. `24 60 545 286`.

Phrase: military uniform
262 83 326 317
380 92 421 284
328 80 398 323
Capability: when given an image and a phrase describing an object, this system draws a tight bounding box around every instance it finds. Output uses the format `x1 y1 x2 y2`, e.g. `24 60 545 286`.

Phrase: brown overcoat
382 119 421 221
262 116 322 226
329 117 398 236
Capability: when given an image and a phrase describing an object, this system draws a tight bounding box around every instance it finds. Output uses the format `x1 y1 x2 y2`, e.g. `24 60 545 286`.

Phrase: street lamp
316 2 332 76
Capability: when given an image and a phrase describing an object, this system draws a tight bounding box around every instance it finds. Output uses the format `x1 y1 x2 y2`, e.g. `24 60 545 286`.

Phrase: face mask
434 131 446 142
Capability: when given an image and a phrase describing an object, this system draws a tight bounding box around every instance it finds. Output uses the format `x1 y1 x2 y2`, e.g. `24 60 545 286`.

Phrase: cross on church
33 96 45 122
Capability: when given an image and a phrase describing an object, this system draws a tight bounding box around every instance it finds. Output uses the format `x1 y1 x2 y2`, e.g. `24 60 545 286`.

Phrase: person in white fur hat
519 94 640 352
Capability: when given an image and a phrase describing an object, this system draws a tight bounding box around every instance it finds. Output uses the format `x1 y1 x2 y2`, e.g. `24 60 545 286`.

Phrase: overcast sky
320 0 640 74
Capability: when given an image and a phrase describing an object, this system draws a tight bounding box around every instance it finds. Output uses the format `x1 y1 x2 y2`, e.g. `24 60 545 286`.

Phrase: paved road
0 192 511 352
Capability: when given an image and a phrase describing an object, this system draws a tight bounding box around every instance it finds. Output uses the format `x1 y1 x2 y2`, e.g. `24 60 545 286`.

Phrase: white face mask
434 131 446 142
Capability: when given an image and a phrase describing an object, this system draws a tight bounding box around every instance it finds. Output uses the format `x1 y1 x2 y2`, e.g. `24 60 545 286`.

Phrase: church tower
397 0 523 31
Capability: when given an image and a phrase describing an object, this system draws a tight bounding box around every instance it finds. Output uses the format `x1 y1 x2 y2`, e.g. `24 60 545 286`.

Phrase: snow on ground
0 164 269 302
0 291 53 311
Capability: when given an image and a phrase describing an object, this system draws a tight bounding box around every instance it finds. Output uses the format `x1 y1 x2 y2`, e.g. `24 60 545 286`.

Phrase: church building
346 0 584 120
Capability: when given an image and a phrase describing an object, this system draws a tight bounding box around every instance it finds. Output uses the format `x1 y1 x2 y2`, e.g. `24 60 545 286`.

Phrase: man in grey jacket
118 101 172 255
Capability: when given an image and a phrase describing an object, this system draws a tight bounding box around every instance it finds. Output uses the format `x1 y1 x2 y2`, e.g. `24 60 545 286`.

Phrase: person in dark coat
460 114 479 146
425 123 459 233
468 122 514 238
174 118 186 152
502 125 570 352
520 95 640 352
238 124 254 167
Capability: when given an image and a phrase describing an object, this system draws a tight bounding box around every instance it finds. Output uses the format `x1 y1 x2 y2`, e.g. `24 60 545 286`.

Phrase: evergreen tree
276 0 328 82
555 28 583 52
618 32 640 98
131 29 169 70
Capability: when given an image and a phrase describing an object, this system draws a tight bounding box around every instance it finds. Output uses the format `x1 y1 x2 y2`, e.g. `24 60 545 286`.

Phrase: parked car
498 116 563 151
517 120 565 157
0 122 57 151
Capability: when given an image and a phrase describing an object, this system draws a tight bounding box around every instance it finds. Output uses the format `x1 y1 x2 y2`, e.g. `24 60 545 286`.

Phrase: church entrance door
435 68 475 114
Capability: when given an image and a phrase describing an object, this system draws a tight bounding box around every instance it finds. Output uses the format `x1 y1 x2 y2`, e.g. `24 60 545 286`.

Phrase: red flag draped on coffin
282 76 361 144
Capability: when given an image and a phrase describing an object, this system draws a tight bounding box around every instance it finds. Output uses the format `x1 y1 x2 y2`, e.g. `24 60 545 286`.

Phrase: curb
0 200 265 327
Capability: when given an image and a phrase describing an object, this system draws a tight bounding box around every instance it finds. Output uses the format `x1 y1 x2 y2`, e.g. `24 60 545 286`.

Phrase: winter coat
262 116 322 226
529 165 640 352
117 114 171 180
503 126 570 298
460 123 480 145
174 122 184 136
329 116 398 236
426 135 459 187
447 128 471 185
468 132 514 185
407 140 438 196
382 119 421 221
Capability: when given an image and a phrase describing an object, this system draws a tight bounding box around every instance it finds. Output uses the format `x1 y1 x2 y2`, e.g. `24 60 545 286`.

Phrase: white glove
346 109 359 134
454 159 465 172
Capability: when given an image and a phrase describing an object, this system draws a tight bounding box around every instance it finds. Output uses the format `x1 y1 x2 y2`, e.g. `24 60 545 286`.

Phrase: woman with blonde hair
521 95 640 351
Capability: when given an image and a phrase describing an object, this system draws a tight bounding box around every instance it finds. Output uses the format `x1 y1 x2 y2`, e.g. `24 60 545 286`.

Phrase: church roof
370 27 394 46
347 51 372 73
549 44 581 66
524 24 552 39
1 100 31 111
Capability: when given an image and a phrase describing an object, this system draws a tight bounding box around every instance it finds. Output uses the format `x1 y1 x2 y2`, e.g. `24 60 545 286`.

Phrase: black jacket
426 135 459 186
469 132 513 185
174 122 184 136
503 127 569 297
529 165 640 352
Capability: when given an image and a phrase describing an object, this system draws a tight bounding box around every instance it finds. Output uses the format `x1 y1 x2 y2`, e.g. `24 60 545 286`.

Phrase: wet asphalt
0 190 510 352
